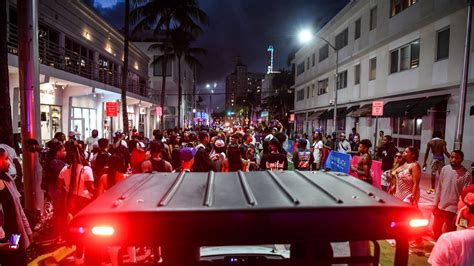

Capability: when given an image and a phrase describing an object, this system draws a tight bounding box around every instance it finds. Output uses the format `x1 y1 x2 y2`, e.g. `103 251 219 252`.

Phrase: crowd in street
0 121 473 265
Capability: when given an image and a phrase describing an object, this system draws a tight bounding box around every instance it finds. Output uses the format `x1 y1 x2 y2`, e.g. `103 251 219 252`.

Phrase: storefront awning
406 95 449 117
319 107 347 120
342 105 360 116
308 109 327 120
351 104 372 117
382 97 424 117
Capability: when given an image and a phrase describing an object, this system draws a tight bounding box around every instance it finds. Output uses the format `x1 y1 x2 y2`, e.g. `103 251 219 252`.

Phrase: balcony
7 23 148 97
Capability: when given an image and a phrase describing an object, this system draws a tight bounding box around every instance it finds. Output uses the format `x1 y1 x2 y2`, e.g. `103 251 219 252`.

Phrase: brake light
91 226 115 236
409 219 429 228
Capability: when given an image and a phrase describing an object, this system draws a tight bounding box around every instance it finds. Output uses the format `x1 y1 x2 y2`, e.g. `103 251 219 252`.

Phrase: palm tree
149 27 206 130
121 0 130 136
131 0 208 129
0 0 13 146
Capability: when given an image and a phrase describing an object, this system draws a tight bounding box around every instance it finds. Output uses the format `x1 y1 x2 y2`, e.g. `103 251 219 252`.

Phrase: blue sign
324 151 352 173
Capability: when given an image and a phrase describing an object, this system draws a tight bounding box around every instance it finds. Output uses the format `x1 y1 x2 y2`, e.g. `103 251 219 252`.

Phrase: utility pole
18 0 43 212
454 0 473 150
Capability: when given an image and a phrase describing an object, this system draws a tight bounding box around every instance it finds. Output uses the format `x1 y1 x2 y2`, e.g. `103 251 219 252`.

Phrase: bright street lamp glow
298 29 313 44
213 82 217 88
206 84 210 88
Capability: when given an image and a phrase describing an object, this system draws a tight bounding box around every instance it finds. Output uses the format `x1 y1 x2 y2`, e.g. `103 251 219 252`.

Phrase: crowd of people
0 121 473 264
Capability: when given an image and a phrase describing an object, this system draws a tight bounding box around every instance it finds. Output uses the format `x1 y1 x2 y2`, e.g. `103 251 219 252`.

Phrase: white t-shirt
59 164 94 199
428 229 474 266
338 140 351 153
85 136 99 153
0 144 18 176
312 140 323 163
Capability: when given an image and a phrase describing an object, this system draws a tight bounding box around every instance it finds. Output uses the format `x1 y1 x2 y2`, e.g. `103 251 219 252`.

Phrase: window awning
320 107 347 120
342 105 360 116
307 109 327 120
382 97 424 117
406 95 449 117
351 104 372 117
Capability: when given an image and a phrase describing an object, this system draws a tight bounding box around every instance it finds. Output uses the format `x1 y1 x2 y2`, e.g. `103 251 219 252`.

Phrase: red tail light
91 226 115 236
409 219 429 228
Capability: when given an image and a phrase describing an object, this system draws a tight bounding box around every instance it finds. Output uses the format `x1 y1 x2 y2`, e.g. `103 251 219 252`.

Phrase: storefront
39 83 63 142
70 106 98 141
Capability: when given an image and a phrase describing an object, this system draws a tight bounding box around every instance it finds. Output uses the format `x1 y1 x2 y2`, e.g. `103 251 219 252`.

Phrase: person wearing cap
141 141 172 173
260 138 288 171
174 147 195 172
210 139 226 172
432 150 472 240
350 139 373 184
337 133 351 154
428 185 474 265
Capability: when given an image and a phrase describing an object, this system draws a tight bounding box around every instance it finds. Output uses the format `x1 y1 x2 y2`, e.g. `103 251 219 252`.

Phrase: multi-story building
292 0 474 165
6 0 155 142
225 57 264 112
133 41 194 130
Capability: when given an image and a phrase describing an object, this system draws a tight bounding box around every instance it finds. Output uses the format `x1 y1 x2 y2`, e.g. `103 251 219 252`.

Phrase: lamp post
298 30 339 134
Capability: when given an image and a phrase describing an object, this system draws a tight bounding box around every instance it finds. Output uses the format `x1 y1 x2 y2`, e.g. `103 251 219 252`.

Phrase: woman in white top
58 144 95 215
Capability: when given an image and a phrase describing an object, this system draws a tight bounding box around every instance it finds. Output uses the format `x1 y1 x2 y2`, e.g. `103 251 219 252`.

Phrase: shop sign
261 111 269 118
106 102 118 117
156 107 162 116
372 101 384 116
289 113 295 122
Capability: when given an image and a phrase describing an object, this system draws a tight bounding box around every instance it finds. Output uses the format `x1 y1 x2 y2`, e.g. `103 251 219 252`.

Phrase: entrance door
71 118 85 141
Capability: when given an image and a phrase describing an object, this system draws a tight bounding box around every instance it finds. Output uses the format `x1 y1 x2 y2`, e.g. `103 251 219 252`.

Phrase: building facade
133 42 194 130
292 0 474 165
225 58 264 114
7 0 156 142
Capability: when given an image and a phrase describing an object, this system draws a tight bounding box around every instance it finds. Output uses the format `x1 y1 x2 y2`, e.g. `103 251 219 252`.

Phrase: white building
7 0 156 142
133 42 194 130
292 0 474 165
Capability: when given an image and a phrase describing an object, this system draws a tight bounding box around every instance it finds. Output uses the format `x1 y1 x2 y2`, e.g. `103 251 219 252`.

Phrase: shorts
431 160 445 176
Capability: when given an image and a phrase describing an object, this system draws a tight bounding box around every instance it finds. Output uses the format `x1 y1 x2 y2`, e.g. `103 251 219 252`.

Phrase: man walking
423 131 451 194
192 131 217 172
432 150 472 240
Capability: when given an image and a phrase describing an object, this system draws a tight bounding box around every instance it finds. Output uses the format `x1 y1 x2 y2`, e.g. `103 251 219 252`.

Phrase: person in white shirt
85 129 99 154
311 132 323 170
429 185 474 266
337 133 351 154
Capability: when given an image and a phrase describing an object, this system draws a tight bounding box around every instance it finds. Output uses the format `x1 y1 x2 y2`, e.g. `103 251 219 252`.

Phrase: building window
296 89 305 101
355 18 361 40
153 56 172 76
297 62 305 76
307 86 310 98
370 6 377 31
369 57 377 80
337 70 348 90
311 84 316 97
390 40 420 73
390 0 417 17
335 28 348 50
436 27 450 61
354 64 361 85
391 116 422 150
312 53 315 67
306 57 310 69
318 78 328 95
319 44 329 62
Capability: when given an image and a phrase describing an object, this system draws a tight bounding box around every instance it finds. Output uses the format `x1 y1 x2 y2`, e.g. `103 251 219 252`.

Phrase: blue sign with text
324 151 352 173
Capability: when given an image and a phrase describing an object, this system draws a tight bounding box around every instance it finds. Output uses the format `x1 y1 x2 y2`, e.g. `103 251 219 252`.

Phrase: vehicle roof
69 170 423 245
78 170 406 212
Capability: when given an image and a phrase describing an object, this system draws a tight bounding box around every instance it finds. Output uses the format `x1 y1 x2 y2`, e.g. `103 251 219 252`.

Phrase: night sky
88 0 348 109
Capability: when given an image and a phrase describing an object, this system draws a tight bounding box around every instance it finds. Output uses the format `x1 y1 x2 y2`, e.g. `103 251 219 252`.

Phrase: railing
8 23 149 97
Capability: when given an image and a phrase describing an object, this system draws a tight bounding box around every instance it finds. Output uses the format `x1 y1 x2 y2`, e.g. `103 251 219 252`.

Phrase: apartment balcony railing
7 23 148 97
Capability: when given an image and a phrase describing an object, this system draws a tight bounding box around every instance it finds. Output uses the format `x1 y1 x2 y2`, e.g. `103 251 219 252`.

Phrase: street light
298 29 339 134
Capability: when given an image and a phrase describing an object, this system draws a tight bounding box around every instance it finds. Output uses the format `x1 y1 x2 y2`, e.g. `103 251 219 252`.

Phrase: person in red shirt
129 139 146 174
